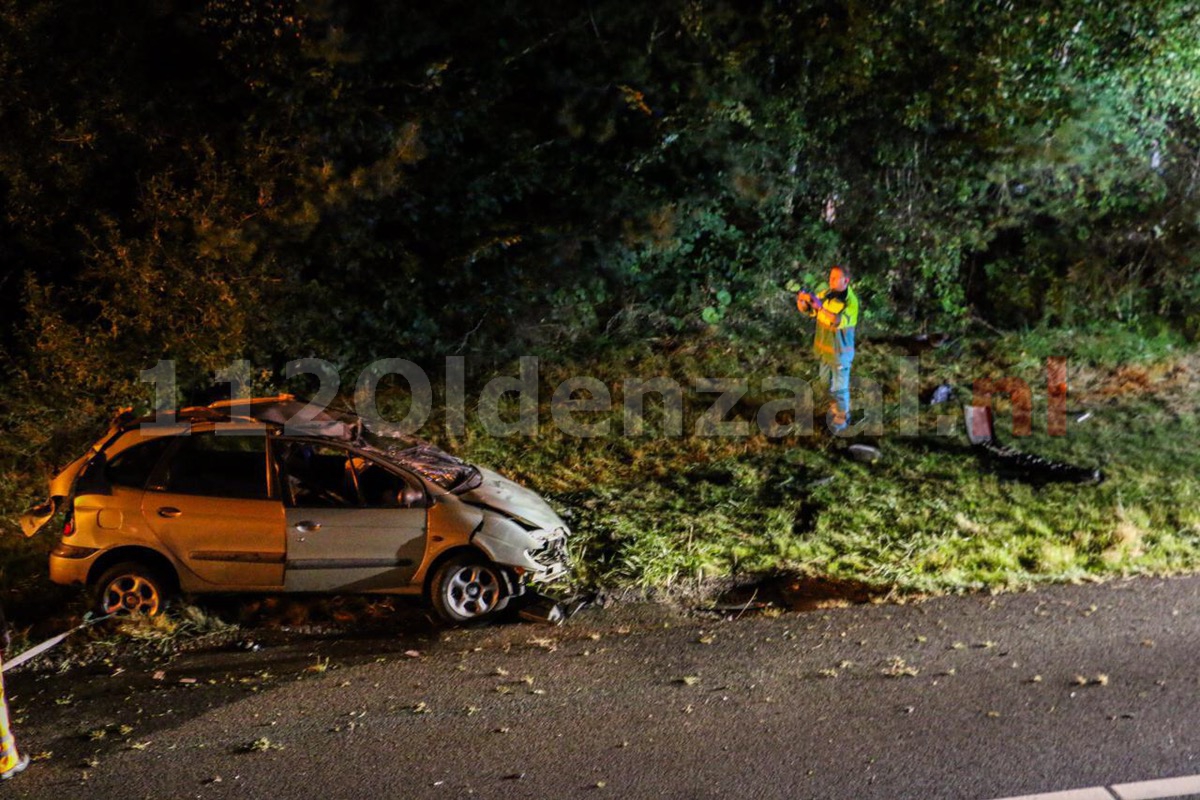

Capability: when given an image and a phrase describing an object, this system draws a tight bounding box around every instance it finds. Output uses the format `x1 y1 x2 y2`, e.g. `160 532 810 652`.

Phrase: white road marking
991 775 1200 800
990 788 1115 800
1111 775 1200 800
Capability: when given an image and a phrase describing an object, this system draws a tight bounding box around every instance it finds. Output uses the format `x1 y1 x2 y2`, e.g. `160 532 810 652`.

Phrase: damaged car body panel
28 396 571 623
472 514 569 582
19 413 138 537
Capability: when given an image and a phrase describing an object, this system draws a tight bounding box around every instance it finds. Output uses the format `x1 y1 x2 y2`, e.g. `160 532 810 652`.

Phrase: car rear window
106 437 174 489
156 433 270 500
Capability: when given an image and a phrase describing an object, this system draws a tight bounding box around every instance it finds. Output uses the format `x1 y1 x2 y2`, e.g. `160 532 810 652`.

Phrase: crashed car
21 396 570 623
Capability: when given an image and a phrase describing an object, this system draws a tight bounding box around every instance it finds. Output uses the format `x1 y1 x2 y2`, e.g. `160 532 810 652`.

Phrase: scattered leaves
239 737 282 753
882 657 919 678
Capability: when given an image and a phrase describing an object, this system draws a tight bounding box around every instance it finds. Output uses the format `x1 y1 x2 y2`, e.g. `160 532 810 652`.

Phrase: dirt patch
714 572 889 613
1074 354 1197 406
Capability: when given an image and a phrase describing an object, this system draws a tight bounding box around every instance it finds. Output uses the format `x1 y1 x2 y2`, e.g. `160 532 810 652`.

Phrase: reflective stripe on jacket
813 286 859 365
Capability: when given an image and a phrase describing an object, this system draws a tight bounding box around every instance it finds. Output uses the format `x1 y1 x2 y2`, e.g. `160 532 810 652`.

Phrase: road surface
4 575 1199 799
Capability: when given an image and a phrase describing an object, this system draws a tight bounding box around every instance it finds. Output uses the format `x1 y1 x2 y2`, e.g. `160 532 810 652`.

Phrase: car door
276 440 428 593
143 429 285 589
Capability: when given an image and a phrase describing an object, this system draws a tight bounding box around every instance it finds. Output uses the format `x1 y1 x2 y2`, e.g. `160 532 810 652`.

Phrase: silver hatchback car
22 397 570 622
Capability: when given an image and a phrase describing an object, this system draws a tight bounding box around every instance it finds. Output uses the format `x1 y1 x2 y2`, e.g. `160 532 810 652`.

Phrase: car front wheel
430 555 511 623
93 562 171 617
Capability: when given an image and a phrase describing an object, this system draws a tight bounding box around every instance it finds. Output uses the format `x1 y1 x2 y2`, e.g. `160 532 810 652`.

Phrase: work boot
0 754 29 780
827 409 851 435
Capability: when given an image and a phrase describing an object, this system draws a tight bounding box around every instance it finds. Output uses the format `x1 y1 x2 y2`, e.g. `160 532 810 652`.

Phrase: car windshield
360 431 482 493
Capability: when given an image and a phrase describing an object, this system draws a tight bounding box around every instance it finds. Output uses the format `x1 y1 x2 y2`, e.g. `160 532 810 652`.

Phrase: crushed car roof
122 395 360 441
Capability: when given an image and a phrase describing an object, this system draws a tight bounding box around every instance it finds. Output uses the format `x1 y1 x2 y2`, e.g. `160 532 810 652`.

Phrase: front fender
471 515 544 572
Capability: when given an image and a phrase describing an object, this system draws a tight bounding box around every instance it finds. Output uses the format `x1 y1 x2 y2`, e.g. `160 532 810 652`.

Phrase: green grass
3 325 1198 613
438 326 1200 597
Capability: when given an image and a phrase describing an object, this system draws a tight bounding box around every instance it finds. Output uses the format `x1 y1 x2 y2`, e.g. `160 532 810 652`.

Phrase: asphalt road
4 575 1199 800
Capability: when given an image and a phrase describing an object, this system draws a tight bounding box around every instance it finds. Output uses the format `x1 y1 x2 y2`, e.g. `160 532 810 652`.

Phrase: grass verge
1 325 1197 625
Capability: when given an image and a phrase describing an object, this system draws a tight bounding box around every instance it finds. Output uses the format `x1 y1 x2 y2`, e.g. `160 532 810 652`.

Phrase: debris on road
517 594 564 625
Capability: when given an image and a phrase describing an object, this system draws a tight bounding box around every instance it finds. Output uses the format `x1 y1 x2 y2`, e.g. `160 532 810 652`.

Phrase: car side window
154 432 271 500
106 437 174 489
353 460 424 509
277 442 358 508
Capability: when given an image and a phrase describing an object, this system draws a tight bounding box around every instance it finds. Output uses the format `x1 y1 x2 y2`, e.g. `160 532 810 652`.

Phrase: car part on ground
963 405 1104 485
843 443 882 464
516 593 565 625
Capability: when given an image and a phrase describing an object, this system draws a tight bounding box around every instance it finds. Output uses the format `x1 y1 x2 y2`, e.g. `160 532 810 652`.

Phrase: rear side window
154 433 270 500
105 438 174 489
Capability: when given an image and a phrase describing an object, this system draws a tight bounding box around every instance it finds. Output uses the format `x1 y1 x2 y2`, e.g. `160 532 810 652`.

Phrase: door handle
157 507 183 519
294 520 321 533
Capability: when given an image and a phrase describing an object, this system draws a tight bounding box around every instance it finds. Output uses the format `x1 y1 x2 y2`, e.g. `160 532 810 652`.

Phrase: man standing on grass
796 265 860 434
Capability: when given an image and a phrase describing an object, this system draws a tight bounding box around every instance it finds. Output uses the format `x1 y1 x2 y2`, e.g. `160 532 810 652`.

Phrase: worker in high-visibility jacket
796 265 860 433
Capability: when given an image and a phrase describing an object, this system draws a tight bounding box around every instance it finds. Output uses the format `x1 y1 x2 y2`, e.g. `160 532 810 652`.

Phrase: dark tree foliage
1 0 1198 432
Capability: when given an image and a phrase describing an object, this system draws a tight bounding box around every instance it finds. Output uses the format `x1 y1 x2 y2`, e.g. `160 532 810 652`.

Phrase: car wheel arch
87 546 180 594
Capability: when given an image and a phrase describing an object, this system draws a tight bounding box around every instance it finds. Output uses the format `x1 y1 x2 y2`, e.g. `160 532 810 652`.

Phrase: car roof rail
207 393 296 409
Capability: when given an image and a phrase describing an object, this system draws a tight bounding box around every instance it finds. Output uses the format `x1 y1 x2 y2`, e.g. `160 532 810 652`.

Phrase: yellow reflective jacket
812 286 859 365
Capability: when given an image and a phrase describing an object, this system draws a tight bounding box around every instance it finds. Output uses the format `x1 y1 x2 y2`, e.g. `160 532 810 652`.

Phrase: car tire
93 562 172 617
430 555 511 623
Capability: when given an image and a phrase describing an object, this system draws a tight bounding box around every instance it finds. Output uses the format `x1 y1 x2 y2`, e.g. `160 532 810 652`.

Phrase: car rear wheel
430 555 510 623
93 562 171 617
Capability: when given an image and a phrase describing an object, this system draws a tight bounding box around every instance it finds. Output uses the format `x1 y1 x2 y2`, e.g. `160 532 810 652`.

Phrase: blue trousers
819 360 852 429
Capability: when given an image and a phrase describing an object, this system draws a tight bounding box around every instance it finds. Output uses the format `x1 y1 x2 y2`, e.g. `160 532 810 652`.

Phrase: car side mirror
400 485 425 508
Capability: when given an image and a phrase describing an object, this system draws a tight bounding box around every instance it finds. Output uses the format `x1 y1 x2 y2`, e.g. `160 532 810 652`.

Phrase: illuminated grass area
447 327 1200 596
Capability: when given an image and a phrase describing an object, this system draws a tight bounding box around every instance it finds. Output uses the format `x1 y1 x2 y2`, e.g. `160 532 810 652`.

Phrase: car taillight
63 513 75 538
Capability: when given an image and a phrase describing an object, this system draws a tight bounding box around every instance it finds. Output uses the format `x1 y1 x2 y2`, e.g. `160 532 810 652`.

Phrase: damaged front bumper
526 531 570 583
471 518 570 586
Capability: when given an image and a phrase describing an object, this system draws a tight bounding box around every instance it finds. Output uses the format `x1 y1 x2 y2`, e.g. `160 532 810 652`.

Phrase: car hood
459 468 566 532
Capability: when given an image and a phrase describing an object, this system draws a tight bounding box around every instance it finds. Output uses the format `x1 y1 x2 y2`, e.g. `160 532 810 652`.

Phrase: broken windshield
360 432 482 493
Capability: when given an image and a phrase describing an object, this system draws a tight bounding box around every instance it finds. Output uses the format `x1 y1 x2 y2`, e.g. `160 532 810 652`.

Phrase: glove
796 290 814 313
